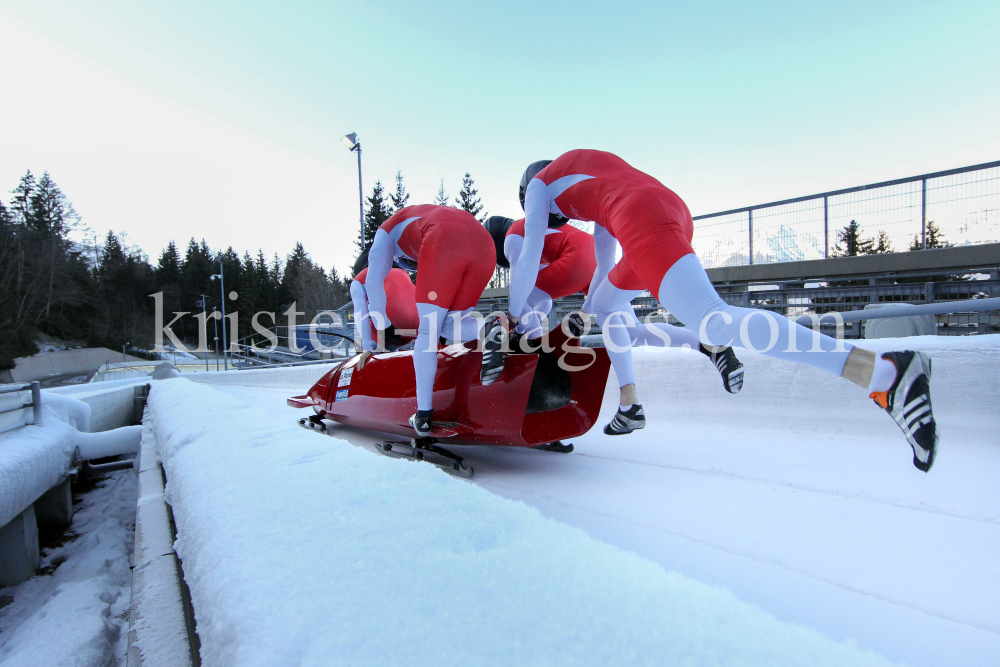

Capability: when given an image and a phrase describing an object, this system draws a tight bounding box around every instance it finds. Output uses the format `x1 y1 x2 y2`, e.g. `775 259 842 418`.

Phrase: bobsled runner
288 327 611 478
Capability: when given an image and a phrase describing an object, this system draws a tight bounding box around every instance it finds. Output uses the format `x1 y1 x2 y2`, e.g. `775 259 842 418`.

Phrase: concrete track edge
126 416 199 667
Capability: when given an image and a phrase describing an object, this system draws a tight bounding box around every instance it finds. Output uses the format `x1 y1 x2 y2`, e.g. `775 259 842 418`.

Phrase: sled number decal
338 368 353 387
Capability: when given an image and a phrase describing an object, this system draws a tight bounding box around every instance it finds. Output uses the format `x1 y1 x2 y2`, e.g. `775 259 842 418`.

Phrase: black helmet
352 249 369 278
483 216 515 268
518 159 570 229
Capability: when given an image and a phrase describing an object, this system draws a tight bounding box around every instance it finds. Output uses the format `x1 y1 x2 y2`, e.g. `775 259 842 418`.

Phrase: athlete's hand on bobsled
565 311 590 338
357 350 373 369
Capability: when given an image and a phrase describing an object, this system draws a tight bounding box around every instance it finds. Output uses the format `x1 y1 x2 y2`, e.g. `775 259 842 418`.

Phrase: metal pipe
218 259 229 371
748 209 754 265
31 381 41 425
82 458 137 475
823 196 828 259
357 145 364 247
921 178 927 250
792 296 1000 326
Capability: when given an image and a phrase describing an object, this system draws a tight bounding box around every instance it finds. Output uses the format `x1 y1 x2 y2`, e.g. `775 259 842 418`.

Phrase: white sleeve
504 234 523 269
508 178 548 316
364 230 393 328
350 280 375 352
504 234 525 317
582 223 616 313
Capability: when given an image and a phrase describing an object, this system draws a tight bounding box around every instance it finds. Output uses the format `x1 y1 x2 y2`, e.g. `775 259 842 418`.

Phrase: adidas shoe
699 343 744 394
604 404 646 435
481 318 506 385
869 351 938 472
409 409 433 437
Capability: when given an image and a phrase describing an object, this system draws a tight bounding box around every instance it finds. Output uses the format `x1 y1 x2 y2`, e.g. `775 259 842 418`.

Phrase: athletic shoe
604 404 646 435
481 318 506 385
869 351 938 472
409 409 433 437
699 343 744 394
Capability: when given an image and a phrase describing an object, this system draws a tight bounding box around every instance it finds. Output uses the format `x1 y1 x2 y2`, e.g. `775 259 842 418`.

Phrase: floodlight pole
343 133 365 248
351 142 364 247
198 295 209 371
210 262 229 371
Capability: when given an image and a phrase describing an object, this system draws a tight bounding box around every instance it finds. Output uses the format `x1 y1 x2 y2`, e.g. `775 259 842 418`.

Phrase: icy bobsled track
149 336 999 667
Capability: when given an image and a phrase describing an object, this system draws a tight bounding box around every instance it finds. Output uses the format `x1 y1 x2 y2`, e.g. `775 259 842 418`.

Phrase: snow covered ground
0 471 136 666
150 378 906 667
207 335 1000 667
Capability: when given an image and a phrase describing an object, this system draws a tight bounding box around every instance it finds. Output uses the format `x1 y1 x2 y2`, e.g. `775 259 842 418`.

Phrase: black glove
566 312 588 337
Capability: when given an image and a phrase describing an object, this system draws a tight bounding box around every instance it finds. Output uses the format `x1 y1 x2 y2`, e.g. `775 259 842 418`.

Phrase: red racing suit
366 204 496 323
351 268 419 351
510 149 694 315
505 218 596 299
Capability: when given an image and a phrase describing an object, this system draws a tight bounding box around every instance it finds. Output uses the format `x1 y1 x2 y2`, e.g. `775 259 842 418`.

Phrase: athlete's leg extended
589 278 702 403
656 254 856 375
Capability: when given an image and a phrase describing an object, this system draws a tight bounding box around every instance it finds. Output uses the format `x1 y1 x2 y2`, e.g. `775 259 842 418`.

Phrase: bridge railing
694 160 1000 269
0 381 41 435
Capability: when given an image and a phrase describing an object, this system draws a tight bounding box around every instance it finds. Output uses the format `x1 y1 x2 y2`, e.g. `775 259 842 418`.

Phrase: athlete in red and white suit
350 267 418 353
513 150 938 470
366 204 496 420
505 218 596 338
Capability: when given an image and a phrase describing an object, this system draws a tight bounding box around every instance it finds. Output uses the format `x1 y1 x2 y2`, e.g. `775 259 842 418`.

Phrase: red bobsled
288 327 610 476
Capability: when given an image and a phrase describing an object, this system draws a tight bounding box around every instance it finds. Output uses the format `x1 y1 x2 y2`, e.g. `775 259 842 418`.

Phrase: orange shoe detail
870 391 889 409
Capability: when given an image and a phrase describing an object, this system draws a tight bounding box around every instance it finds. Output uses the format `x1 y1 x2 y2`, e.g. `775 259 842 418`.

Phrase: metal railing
694 160 1000 269
231 325 358 369
0 381 42 434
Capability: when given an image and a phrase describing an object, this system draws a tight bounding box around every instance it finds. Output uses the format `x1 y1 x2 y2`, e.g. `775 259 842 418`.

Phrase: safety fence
694 160 1000 269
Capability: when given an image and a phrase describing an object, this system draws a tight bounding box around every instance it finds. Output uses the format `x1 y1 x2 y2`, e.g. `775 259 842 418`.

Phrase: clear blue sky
2 0 998 275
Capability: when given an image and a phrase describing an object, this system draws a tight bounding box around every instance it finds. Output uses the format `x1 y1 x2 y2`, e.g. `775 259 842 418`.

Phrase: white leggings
414 304 483 411
590 253 854 388
515 286 553 338
589 284 703 388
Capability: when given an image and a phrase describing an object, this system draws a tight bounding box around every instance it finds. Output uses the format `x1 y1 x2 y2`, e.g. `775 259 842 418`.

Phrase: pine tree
433 180 450 207
872 230 893 254
389 170 410 213
909 220 949 251
832 220 875 257
157 241 182 284
454 172 485 220
359 181 392 251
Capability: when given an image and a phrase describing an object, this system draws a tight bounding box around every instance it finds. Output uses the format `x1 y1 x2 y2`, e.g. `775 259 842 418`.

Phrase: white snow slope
149 374 920 667
201 334 1000 667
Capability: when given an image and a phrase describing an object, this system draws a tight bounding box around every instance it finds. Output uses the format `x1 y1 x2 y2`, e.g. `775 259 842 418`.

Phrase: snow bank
149 378 901 667
621 334 1000 447
0 471 136 666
